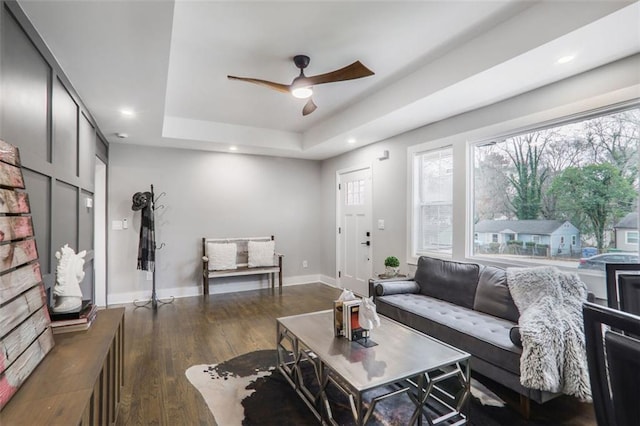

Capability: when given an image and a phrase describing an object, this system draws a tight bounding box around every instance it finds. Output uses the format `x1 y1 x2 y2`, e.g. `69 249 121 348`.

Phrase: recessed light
347 138 356 144
557 55 575 64
229 146 238 151
120 108 135 117
116 133 128 139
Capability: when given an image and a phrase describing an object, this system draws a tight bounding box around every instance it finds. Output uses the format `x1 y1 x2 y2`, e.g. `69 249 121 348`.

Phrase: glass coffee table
276 310 470 425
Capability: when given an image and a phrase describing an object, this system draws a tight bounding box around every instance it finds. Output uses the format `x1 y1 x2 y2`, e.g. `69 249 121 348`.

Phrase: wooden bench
202 236 283 295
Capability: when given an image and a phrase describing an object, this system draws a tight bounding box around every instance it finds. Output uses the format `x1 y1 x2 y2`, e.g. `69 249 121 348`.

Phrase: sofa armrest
374 280 420 297
509 326 523 348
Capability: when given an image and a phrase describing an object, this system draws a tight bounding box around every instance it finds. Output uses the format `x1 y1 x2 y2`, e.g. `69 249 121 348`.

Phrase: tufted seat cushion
376 292 522 375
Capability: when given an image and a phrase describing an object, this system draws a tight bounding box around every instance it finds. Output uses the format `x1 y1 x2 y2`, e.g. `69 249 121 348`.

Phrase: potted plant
384 256 400 277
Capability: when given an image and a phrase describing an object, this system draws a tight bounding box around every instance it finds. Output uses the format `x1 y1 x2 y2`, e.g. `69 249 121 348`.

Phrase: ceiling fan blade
227 75 290 94
302 98 317 116
305 61 374 86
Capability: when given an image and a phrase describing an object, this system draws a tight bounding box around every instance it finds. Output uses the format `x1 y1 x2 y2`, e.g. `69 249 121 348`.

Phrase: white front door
337 167 372 296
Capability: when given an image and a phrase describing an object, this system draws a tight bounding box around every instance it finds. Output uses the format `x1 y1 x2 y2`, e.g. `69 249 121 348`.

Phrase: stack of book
49 301 97 334
334 299 370 341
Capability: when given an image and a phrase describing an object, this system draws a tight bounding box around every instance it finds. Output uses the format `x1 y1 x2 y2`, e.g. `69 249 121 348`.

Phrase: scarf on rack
137 203 155 272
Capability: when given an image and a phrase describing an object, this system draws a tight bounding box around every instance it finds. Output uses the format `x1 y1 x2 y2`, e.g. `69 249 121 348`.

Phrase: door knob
361 241 370 246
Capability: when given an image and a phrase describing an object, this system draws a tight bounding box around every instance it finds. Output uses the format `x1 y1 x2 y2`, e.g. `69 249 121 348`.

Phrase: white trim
107 274 324 304
335 164 372 290
406 143 454 264
471 99 640 149
625 230 639 245
465 139 475 259
319 274 338 288
94 157 107 307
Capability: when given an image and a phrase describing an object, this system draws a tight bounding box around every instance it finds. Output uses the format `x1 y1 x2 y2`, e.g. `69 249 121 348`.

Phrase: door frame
94 156 107 307
335 164 373 290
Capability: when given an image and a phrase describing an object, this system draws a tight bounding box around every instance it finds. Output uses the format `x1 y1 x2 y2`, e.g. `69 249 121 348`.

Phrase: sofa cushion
375 280 420 296
474 265 519 323
376 293 521 376
413 256 480 309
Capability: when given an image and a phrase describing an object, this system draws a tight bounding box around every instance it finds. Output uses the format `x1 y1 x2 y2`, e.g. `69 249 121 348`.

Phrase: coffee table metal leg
278 323 332 423
408 360 470 425
276 323 299 389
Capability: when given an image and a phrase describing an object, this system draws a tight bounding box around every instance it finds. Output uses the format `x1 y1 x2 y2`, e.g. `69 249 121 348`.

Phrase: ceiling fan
228 55 374 116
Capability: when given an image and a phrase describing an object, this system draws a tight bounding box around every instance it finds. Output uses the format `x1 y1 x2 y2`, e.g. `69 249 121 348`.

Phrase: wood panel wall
0 0 109 304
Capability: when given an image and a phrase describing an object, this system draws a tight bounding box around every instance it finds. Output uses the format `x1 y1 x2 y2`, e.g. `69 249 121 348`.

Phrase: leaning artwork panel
0 139 53 411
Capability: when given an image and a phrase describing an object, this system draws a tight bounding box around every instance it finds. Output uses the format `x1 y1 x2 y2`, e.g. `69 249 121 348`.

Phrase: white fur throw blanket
507 266 591 401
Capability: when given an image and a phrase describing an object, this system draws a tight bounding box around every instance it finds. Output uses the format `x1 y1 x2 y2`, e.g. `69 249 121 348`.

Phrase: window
472 106 639 268
346 179 365 206
411 146 453 257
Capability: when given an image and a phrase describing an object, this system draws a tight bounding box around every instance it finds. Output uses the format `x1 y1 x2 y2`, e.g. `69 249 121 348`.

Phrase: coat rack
132 184 174 309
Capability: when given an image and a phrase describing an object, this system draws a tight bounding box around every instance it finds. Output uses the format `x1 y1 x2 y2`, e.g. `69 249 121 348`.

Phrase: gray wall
0 1 107 303
320 54 640 296
107 144 322 303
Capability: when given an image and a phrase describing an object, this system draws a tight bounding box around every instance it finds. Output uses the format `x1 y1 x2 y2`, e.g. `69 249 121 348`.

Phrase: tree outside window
473 106 639 266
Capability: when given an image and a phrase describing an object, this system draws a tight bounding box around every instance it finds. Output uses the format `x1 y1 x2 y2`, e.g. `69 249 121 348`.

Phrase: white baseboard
319 274 338 288
107 274 329 305
107 286 201 305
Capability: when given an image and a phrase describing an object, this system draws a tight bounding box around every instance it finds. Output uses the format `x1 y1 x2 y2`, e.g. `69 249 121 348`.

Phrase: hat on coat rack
131 191 152 211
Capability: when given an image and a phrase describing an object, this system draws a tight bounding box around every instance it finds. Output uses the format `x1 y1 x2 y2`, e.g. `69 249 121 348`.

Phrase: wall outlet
302 260 308 268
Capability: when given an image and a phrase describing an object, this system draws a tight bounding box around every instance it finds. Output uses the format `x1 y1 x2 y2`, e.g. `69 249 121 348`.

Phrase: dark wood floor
114 283 596 425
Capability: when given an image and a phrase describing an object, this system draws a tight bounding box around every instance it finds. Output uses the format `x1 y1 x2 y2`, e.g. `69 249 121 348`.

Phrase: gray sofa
370 255 560 415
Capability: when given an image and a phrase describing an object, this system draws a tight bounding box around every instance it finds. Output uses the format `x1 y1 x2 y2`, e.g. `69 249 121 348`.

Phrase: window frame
407 142 454 263
467 100 640 270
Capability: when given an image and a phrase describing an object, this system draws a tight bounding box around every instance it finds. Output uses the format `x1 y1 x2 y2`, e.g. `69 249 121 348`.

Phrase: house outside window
472 106 639 268
410 146 453 257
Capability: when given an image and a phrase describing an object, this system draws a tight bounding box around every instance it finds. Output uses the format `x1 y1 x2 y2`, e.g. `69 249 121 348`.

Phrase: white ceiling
18 0 640 160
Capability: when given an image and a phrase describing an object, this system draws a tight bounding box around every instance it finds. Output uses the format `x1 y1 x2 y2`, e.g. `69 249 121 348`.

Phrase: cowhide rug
186 350 571 425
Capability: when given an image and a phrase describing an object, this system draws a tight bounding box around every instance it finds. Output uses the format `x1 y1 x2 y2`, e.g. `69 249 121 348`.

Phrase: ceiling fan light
291 86 313 99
